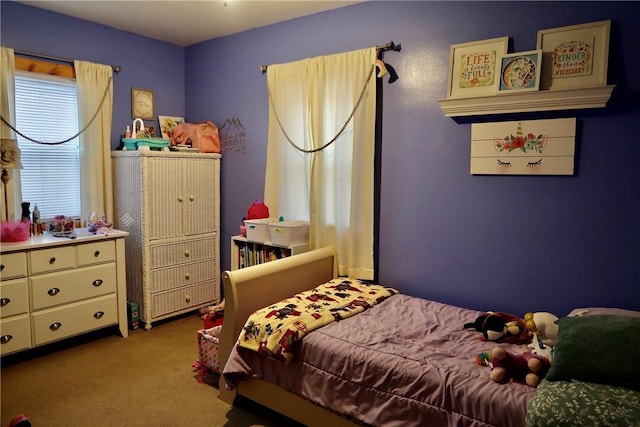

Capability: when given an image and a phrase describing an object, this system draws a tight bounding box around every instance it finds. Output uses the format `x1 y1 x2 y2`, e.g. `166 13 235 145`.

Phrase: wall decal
470 118 576 175
219 117 247 154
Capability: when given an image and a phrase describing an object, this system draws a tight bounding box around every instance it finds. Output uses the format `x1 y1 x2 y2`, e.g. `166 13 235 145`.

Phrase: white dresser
112 150 220 329
0 230 129 356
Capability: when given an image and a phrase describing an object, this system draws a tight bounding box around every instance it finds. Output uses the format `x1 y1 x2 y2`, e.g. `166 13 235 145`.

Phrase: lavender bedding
223 294 535 427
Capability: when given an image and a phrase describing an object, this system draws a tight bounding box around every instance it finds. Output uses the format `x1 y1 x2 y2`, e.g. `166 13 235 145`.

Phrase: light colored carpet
1 313 302 427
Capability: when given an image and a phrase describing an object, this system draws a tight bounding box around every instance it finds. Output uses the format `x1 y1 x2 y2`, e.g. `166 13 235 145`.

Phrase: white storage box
268 221 309 246
244 218 274 242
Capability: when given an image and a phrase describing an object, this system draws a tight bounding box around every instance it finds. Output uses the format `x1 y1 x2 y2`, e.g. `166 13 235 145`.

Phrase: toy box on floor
196 325 222 383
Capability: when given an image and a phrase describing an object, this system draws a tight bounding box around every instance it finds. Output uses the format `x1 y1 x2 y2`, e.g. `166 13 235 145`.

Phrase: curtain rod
15 49 121 73
259 40 401 74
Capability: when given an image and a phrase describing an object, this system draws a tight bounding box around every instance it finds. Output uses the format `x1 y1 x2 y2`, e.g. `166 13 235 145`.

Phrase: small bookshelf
230 235 309 270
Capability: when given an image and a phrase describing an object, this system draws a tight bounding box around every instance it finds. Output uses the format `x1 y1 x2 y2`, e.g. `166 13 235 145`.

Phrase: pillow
568 307 640 318
546 314 640 390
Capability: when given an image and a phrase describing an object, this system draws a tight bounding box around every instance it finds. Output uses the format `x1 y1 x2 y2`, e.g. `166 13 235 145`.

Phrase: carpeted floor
1 313 302 427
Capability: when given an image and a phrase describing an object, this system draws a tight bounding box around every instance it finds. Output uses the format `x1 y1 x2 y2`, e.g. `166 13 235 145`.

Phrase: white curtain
264 47 377 279
0 46 20 220
75 61 114 223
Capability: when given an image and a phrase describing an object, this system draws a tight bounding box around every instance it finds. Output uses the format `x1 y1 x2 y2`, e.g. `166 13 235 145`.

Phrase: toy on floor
489 346 550 387
198 299 225 329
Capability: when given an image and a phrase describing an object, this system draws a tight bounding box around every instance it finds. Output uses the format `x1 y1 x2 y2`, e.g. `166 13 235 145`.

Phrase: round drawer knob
49 322 62 331
184 249 190 257
0 264 4 271
177 195 184 202
189 194 195 201
184 273 191 280
94 311 105 319
94 250 100 258
1 335 13 344
0 298 10 306
185 294 191 303
92 279 104 287
48 288 61 296
49 257 56 264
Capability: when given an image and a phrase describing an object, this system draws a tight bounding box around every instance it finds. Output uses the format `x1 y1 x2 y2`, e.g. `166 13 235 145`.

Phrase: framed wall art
536 20 610 90
447 36 509 98
158 115 184 140
496 50 542 93
131 87 155 120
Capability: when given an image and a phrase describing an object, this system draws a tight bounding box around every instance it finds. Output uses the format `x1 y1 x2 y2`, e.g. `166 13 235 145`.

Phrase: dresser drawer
30 264 117 310
151 281 216 318
150 237 216 269
0 314 31 356
0 252 27 280
77 240 115 266
31 294 118 346
0 279 29 318
150 260 216 293
30 246 76 274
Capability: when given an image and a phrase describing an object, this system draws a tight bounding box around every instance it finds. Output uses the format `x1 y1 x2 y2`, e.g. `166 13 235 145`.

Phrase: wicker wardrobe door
146 157 183 241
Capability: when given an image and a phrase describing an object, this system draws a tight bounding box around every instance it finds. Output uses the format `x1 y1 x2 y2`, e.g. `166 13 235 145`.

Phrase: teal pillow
546 314 640 390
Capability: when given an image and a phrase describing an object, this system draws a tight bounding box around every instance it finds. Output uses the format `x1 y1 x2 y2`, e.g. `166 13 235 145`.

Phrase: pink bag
171 121 221 153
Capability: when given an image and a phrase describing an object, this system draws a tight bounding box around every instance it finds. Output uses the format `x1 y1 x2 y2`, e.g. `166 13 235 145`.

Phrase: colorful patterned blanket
237 277 399 363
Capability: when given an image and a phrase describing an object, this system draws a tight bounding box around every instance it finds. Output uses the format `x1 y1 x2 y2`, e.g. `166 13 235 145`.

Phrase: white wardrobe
112 150 221 329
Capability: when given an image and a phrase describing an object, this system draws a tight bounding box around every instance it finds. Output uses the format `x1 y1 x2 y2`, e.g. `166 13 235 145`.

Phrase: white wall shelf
437 85 615 117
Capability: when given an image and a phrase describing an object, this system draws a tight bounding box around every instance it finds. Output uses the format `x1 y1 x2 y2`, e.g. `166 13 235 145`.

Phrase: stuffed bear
489 346 550 387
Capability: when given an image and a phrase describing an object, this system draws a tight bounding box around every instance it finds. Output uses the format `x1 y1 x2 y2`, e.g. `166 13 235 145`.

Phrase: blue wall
3 1 639 318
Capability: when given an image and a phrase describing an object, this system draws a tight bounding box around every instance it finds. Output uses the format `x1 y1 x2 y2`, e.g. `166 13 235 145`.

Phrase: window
15 71 80 220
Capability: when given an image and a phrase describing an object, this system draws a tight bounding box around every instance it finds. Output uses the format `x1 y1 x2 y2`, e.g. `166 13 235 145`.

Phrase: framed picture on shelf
447 36 509 98
131 87 155 120
496 50 542 93
536 20 610 90
158 115 185 140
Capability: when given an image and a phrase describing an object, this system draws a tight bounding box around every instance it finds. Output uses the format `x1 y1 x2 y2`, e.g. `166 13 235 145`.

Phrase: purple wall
3 1 639 318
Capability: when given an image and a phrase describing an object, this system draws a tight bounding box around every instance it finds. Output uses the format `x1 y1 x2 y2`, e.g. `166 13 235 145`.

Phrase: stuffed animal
489 346 550 387
524 312 559 347
464 311 531 344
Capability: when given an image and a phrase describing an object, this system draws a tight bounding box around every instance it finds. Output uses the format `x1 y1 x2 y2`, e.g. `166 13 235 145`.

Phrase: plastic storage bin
244 218 274 242
268 221 309 246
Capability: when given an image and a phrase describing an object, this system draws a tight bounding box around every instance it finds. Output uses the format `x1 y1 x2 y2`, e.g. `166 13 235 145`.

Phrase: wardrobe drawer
0 314 31 356
151 281 216 318
29 246 76 274
0 279 29 318
30 264 117 310
149 237 216 269
77 240 115 266
0 252 27 280
31 294 117 346
150 260 216 293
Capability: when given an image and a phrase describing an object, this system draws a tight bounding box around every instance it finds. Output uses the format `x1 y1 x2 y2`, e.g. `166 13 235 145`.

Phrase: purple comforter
223 294 535 427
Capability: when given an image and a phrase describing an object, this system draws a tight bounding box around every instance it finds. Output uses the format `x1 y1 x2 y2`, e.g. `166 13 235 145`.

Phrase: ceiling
16 0 364 47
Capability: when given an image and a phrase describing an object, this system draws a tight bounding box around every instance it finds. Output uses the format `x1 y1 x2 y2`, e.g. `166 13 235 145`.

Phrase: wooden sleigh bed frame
217 245 357 426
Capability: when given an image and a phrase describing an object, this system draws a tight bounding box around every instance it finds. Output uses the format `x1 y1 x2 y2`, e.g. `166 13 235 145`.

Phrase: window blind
15 71 81 220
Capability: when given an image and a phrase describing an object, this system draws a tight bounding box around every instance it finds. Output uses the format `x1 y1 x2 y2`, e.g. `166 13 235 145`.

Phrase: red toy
489 346 550 387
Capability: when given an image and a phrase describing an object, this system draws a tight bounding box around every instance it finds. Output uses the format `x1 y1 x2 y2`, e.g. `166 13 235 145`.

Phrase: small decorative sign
470 118 576 175
497 50 542 93
537 20 610 90
447 37 509 98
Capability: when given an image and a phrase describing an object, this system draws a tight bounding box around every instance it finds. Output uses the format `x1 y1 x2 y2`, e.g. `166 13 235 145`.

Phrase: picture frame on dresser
447 36 509 99
536 20 611 90
496 50 542 93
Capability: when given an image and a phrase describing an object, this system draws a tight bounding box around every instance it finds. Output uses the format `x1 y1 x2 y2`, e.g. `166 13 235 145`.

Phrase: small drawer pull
0 298 10 306
184 272 191 280
1 335 13 344
94 250 100 258
93 311 104 319
49 256 56 264
0 264 4 271
92 279 104 287
184 249 190 257
49 322 62 331
185 294 191 303
48 288 61 296
189 194 195 201
177 195 184 202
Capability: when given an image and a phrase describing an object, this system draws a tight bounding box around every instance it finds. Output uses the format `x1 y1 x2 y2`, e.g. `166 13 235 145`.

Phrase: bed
218 246 537 426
